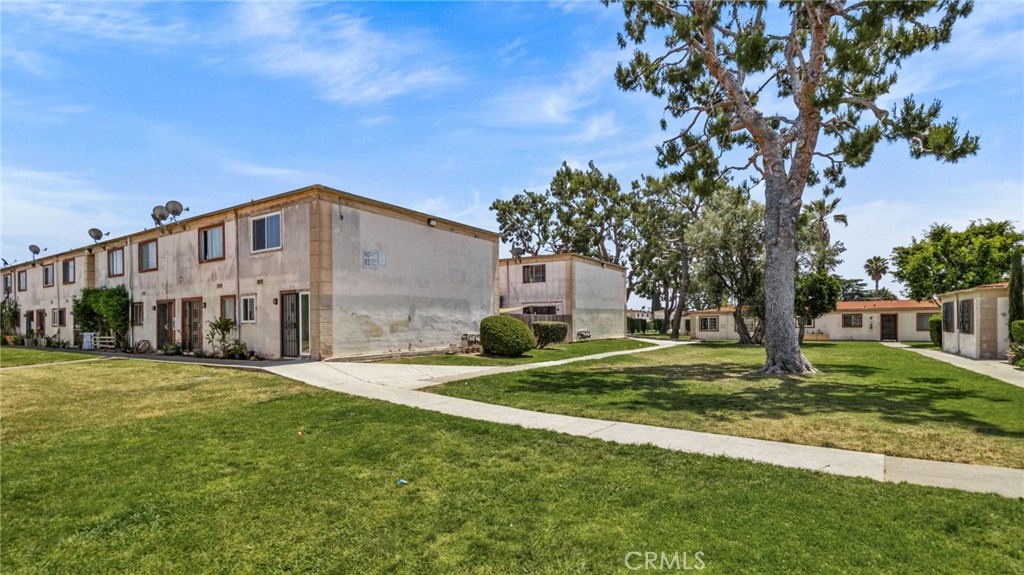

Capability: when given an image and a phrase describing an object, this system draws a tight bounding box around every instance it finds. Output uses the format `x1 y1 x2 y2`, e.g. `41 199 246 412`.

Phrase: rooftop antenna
88 228 110 244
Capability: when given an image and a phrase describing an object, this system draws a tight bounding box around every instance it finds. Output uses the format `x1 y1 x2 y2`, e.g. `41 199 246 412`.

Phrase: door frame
156 299 176 349
280 291 299 358
880 313 898 341
180 297 203 352
298 291 311 357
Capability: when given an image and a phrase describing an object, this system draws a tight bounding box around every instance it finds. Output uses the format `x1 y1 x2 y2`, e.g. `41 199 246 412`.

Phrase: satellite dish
88 228 104 241
29 245 40 255
152 205 170 222
510 247 525 258
165 200 187 217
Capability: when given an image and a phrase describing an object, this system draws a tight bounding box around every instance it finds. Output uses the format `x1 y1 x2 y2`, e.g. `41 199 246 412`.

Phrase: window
522 264 546 284
62 259 76 284
526 305 557 315
942 302 954 332
220 296 236 323
699 316 719 331
131 302 144 326
199 224 225 262
958 299 973 333
52 308 66 327
240 295 256 323
915 313 932 332
52 308 59 326
2 274 11 295
797 317 814 328
251 213 281 252
108 249 124 277
842 314 863 328
17 270 27 291
139 240 158 272
43 264 54 287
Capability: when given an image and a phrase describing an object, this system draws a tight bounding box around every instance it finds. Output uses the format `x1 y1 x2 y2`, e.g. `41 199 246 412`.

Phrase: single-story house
497 253 626 341
2 184 499 360
937 282 1010 360
686 300 940 342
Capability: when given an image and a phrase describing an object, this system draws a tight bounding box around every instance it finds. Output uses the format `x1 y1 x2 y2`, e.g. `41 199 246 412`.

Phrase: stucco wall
690 312 738 341
331 204 496 358
571 259 625 340
4 251 90 342
690 309 936 342
497 259 569 312
939 288 1008 360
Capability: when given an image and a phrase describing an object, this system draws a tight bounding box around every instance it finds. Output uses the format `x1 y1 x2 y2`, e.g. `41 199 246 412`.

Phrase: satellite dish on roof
510 247 525 258
166 200 185 217
29 245 40 255
152 205 170 222
88 228 105 241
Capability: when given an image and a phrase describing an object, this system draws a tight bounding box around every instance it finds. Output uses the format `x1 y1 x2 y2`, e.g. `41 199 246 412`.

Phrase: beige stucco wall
571 259 625 340
330 204 497 358
690 312 739 341
497 259 569 313
689 308 936 342
940 288 1008 360
5 251 90 342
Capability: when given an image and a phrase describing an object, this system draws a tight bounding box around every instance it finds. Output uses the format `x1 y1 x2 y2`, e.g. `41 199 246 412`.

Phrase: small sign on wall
362 249 387 269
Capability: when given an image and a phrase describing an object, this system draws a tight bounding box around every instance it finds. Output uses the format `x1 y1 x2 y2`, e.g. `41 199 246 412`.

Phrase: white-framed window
522 264 546 284
699 316 719 331
62 259 76 284
251 213 281 253
52 308 59 326
240 295 256 323
43 264 55 287
199 224 225 262
139 239 158 272
108 248 124 277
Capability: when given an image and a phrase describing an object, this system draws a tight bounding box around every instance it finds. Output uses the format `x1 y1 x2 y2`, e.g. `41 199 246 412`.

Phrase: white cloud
221 159 317 182
0 2 191 45
232 3 456 104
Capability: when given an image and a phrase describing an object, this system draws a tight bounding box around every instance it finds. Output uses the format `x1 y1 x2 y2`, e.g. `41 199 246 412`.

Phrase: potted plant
229 339 249 360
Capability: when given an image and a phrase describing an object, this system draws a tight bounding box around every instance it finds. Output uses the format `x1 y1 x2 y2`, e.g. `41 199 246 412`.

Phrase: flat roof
498 252 626 271
937 282 1009 299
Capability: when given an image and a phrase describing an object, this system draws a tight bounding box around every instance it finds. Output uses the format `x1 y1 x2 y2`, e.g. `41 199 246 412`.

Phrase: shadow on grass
496 362 1024 437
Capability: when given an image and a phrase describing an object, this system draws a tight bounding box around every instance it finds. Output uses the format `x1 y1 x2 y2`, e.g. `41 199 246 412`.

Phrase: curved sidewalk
266 342 1023 499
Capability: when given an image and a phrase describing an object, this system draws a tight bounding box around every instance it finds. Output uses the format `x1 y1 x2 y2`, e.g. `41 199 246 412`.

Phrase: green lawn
380 338 653 366
0 347 95 367
903 341 942 350
2 359 1021 574
429 341 1024 468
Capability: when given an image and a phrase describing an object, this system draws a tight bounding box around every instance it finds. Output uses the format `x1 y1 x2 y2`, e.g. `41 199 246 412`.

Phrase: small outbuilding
937 282 1010 360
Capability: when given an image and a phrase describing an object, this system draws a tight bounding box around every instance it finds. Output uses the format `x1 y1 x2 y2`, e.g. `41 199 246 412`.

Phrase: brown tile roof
835 300 939 312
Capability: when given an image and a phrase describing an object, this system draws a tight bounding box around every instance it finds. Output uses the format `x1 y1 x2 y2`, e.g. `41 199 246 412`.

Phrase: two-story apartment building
3 185 499 360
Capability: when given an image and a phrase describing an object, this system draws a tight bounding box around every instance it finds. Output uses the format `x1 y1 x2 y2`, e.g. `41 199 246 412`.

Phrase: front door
157 300 175 349
880 314 898 341
181 299 203 352
281 292 299 357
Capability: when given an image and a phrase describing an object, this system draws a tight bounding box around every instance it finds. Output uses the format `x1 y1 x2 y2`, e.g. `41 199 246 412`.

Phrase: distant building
686 300 940 342
627 309 654 321
937 282 1010 360
497 253 626 341
2 184 499 359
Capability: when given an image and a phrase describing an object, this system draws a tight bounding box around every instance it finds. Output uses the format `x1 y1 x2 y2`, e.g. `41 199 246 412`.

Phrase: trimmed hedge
1011 320 1024 344
480 315 536 357
533 321 568 348
929 314 943 347
627 317 648 334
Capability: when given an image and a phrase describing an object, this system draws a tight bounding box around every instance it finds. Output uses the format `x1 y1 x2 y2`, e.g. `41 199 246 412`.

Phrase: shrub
480 315 535 357
206 316 236 357
1011 320 1024 344
533 321 568 348
929 314 943 347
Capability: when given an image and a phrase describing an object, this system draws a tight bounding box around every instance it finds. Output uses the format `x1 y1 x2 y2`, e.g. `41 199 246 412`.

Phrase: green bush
652 318 665 333
533 321 568 348
1011 320 1024 344
929 314 943 347
480 315 535 357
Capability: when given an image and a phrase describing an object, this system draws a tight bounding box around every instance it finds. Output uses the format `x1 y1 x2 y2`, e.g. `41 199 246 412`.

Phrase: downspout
127 237 134 347
234 209 241 342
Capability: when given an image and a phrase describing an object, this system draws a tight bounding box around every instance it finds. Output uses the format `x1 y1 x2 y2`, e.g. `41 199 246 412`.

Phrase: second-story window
251 213 281 253
139 240 158 272
522 264 546 284
17 270 27 291
199 224 225 262
108 248 124 277
62 259 76 284
3 274 11 294
43 264 55 287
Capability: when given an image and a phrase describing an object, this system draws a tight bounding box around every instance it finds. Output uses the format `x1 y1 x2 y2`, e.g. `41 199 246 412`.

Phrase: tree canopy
610 0 978 373
891 220 1023 301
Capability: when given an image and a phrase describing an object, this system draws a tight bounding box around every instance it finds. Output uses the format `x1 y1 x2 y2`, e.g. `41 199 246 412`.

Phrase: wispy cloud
221 159 318 182
1 2 191 45
233 3 456 104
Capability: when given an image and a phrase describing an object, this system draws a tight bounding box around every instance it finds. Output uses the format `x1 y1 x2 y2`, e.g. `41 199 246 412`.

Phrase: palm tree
864 256 889 291
801 189 848 271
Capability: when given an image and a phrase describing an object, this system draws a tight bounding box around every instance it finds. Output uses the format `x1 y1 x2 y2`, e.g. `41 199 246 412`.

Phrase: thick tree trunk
760 174 815 374
670 241 690 340
733 308 754 344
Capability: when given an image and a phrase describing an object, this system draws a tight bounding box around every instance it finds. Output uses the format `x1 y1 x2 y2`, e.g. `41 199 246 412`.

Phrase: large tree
891 220 1023 301
863 256 889 292
611 0 978 373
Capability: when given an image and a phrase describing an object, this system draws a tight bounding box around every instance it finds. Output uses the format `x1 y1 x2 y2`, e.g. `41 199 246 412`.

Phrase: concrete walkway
267 341 1023 499
881 342 1024 388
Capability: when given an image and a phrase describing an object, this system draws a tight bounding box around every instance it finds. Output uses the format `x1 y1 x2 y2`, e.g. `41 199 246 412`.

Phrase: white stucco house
687 300 940 342
2 184 499 360
497 253 626 341
937 282 1010 360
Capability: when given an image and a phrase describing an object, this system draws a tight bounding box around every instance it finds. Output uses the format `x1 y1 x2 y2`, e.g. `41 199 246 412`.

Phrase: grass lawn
429 341 1024 468
903 341 942 351
0 347 95 367
2 360 1021 574
379 338 653 366
629 332 691 340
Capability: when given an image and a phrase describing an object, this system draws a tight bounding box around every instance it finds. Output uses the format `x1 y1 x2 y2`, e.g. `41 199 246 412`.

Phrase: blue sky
3 1 1022 304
